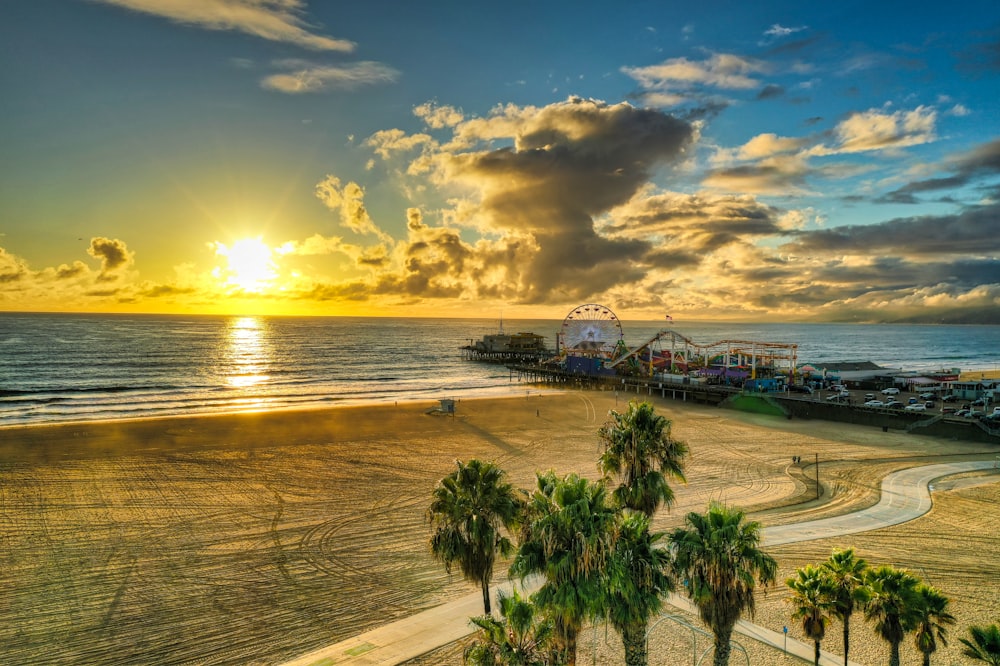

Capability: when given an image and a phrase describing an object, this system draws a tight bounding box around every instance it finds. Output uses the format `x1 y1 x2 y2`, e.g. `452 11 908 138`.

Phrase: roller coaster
602 328 799 379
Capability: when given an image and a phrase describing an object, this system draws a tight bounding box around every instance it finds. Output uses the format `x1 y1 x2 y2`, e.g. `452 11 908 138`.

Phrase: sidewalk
279 460 998 666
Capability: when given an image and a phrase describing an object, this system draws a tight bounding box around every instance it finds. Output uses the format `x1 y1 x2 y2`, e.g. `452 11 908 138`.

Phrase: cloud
756 84 785 100
315 176 395 243
261 60 398 93
703 154 812 195
764 24 808 38
414 102 464 129
87 237 134 280
780 202 1000 256
622 53 768 105
602 190 783 256
815 105 937 155
353 97 696 304
880 137 1000 201
92 0 355 51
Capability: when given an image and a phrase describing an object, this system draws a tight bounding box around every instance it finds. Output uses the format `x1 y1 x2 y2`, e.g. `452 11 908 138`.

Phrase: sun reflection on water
224 316 272 389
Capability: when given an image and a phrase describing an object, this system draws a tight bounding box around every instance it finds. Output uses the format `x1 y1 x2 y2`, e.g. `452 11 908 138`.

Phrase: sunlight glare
214 238 278 293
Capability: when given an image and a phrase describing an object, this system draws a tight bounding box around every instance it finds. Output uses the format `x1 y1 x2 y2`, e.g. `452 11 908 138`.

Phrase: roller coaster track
603 329 798 371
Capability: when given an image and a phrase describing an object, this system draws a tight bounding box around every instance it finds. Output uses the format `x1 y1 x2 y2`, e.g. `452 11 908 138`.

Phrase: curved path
280 460 999 666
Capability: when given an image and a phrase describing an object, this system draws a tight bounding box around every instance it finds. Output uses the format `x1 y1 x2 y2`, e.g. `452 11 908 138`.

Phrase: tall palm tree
820 548 870 666
463 588 557 666
598 400 687 517
510 471 618 666
864 565 922 666
912 584 955 666
786 564 835 666
606 512 675 666
428 459 524 614
669 502 778 666
960 623 1000 665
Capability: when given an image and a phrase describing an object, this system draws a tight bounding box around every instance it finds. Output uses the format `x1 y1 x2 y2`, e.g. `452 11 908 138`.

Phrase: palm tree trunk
842 618 850 666
890 640 901 666
563 624 578 666
480 579 491 614
922 651 931 666
713 630 733 666
814 639 821 666
622 622 649 666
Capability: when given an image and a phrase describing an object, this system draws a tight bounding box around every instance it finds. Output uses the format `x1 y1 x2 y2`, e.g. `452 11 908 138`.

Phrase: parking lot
813 384 997 423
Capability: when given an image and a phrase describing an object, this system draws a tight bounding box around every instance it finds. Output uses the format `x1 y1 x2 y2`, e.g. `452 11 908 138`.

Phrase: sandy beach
2 391 998 665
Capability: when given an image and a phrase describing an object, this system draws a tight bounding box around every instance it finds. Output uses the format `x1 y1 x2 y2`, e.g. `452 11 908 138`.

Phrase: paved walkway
280 460 999 666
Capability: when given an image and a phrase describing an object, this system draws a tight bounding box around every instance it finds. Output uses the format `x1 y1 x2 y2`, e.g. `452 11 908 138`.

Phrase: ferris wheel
559 303 623 356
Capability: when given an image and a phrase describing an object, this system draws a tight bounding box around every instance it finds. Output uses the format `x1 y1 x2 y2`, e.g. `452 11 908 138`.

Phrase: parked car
941 394 957 402
942 407 957 414
908 397 919 405
865 393 876 401
864 399 885 408
955 409 971 417
919 392 936 400
827 394 848 402
881 387 900 395
966 410 986 418
789 384 813 394
924 401 936 409
886 400 904 409
905 403 927 412
972 398 986 406
992 406 1000 416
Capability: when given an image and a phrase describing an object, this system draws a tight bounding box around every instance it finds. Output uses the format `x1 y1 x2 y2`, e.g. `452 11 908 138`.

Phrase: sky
1 1 999 322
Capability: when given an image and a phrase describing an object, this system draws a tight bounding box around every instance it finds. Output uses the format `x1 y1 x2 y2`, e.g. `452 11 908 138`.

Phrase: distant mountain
888 307 1000 325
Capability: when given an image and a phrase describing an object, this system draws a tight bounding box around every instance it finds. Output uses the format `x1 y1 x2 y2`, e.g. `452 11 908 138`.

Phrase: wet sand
2 391 998 665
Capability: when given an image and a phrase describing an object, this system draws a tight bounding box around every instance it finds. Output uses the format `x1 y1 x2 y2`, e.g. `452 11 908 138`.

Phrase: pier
507 363 736 406
508 363 1000 443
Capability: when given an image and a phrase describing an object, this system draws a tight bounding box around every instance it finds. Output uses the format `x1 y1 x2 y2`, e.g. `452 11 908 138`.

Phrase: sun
213 238 278 293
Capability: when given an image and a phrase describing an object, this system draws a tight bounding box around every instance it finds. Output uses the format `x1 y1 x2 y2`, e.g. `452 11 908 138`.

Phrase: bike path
280 460 998 666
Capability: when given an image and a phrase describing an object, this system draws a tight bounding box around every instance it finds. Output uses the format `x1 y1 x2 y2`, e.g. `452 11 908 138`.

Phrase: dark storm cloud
444 98 695 303
782 203 1000 255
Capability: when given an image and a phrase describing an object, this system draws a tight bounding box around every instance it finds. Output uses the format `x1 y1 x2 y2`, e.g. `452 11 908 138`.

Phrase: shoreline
0 383 563 432
4 364 997 431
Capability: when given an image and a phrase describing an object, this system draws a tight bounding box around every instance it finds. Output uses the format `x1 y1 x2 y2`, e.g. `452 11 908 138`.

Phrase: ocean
1 312 998 427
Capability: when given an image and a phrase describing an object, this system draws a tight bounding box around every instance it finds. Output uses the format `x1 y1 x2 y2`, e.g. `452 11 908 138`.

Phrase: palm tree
786 564 835 666
428 459 524 614
669 502 778 666
864 564 922 666
912 584 955 666
606 511 675 666
597 400 687 517
510 471 618 666
463 588 557 666
960 623 1000 665
820 548 870 666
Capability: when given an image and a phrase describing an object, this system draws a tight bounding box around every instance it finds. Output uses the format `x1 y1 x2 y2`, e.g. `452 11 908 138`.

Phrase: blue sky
1 0 998 321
